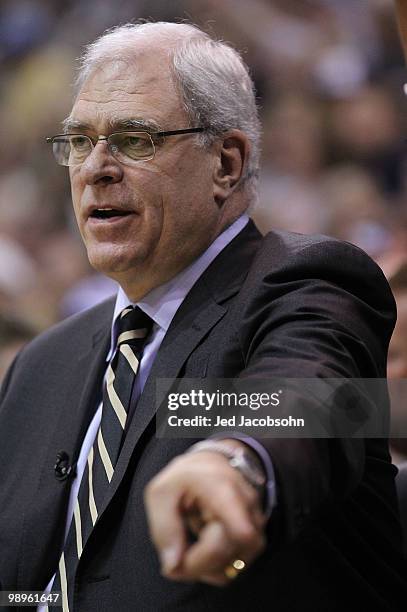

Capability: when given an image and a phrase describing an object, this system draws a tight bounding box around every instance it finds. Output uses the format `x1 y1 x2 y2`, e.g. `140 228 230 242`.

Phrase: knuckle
170 453 188 468
245 486 259 506
144 475 164 499
236 524 266 555
235 523 257 547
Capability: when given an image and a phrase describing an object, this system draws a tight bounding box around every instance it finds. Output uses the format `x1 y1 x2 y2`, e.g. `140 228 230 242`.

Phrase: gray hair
75 22 261 200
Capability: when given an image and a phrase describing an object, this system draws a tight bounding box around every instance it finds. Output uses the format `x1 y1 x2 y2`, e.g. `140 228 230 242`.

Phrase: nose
80 139 124 185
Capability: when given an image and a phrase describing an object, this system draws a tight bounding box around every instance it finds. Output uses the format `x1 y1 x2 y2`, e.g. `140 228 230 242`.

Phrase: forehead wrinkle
72 85 166 119
79 64 167 100
67 59 185 134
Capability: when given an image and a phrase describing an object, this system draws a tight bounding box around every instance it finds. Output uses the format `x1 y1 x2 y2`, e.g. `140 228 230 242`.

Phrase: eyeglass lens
52 132 155 166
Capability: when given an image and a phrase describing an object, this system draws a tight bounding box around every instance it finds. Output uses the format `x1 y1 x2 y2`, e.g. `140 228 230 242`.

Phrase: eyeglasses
45 127 205 167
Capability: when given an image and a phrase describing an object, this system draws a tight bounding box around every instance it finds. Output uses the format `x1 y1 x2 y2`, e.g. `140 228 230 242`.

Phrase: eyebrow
62 118 92 133
109 118 161 132
62 116 161 134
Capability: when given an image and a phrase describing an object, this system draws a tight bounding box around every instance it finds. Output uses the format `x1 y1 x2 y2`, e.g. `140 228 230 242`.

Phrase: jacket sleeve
237 238 396 542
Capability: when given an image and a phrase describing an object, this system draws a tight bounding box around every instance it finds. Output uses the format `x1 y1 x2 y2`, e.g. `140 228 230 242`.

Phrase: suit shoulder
259 228 368 261
243 228 395 318
18 296 115 360
255 229 387 280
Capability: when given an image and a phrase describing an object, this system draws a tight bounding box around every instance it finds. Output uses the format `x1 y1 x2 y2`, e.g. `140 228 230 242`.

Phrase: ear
213 130 250 206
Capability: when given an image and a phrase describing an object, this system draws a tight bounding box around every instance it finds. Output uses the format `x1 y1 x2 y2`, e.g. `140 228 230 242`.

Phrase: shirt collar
107 214 249 360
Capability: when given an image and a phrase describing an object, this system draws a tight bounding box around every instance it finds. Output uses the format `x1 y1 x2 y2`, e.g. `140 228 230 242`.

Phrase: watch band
187 440 267 496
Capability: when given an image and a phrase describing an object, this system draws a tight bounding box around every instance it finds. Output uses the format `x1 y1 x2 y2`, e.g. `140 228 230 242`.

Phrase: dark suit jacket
0 221 406 611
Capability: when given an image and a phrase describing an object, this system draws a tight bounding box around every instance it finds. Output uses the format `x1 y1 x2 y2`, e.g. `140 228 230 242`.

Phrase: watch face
239 450 267 487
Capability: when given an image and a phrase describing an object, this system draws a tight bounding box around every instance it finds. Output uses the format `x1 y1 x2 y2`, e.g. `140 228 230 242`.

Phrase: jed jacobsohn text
167 389 282 411
167 414 305 428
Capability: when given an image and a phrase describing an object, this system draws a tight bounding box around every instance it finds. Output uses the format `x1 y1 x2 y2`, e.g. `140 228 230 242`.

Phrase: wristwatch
187 439 267 498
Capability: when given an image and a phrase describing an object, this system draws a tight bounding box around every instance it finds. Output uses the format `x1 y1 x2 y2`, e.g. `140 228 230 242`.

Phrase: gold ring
224 559 246 579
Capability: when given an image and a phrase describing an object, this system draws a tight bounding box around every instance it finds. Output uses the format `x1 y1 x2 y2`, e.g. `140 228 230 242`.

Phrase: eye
114 132 153 160
123 135 146 149
120 134 151 153
70 135 91 151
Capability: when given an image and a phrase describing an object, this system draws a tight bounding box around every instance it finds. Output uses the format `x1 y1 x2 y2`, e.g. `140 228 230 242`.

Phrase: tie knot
116 306 153 348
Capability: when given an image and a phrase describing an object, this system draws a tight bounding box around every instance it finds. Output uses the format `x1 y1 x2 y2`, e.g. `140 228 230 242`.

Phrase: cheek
141 203 165 246
161 167 214 225
69 172 83 222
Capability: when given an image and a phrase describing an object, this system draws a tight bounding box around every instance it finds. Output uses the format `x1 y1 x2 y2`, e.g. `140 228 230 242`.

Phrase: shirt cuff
210 431 277 518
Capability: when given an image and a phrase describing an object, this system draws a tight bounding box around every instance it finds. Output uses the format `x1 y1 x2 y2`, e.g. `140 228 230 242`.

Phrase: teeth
91 207 130 219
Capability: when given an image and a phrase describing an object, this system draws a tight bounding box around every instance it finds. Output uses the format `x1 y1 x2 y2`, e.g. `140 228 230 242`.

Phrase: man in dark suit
0 21 405 612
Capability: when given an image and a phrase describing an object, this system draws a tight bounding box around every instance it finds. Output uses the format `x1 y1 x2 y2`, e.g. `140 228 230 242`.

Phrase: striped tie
54 306 153 611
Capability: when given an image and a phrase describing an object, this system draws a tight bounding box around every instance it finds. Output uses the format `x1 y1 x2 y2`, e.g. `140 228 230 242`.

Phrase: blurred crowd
1 0 407 452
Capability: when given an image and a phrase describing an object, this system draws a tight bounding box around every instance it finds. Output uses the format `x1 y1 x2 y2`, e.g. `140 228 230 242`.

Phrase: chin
86 244 146 277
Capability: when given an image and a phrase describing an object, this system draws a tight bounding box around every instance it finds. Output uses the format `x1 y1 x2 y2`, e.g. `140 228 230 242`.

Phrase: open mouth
91 208 132 220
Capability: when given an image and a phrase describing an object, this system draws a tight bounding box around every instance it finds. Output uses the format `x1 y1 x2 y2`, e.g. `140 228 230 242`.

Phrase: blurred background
1 0 407 436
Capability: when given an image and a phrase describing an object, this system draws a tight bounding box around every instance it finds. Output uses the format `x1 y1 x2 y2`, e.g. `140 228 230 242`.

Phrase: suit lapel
96 220 263 518
20 302 114 589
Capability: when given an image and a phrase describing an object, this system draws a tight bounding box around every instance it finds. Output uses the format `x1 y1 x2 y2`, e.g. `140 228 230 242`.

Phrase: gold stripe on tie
88 447 98 526
59 552 70 612
117 329 148 344
73 499 83 558
97 428 114 482
106 365 127 429
120 343 140 375
120 307 133 318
